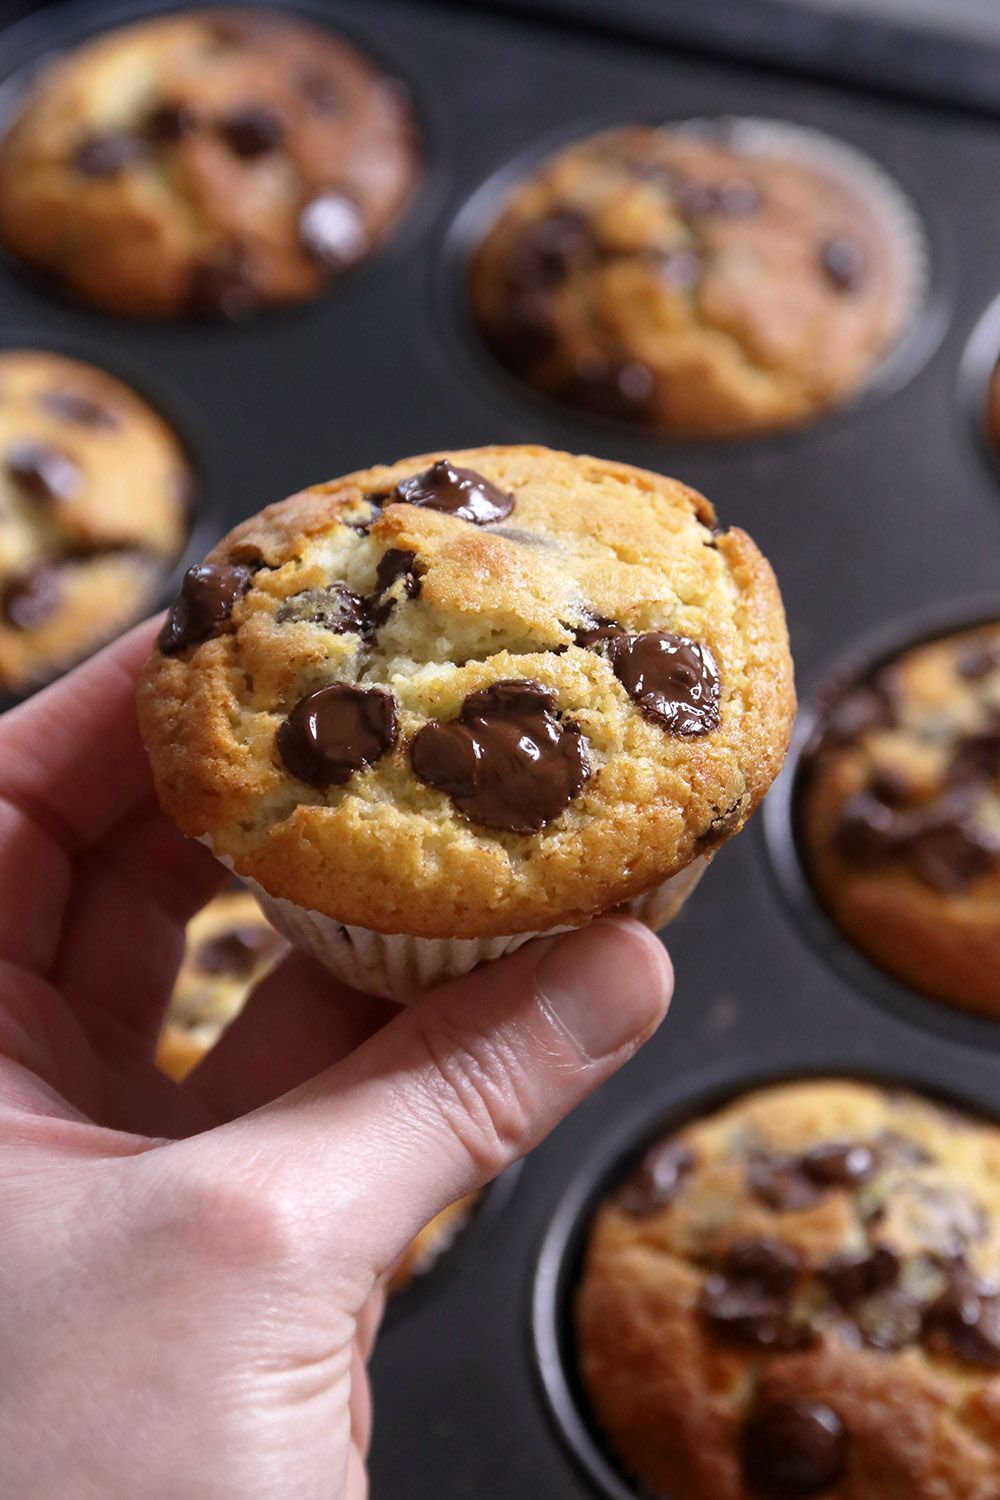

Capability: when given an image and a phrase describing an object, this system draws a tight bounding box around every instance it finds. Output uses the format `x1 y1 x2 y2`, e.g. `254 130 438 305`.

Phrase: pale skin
0 619 673 1500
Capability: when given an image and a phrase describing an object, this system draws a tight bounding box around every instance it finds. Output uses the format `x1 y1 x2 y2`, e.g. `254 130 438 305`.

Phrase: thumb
208 916 672 1283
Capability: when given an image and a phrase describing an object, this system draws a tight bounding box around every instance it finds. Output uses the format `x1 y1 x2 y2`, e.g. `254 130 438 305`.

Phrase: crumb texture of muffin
801 624 1000 1016
470 124 916 437
156 884 284 1080
0 9 420 317
0 349 189 692
138 445 794 940
576 1079 1000 1500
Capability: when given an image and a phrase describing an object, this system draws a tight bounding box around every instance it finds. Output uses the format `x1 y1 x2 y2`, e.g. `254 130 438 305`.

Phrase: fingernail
535 919 672 1062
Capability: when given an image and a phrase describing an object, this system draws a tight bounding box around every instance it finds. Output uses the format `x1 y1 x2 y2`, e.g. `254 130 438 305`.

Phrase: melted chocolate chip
299 193 368 271
369 548 421 625
833 789 900 867
505 211 595 292
617 1141 695 1215
722 1238 803 1296
821 1245 900 1306
6 440 80 504
573 618 627 654
834 785 1000 893
278 684 398 789
143 102 198 143
158 562 254 655
741 1402 849 1497
194 924 281 978
1 560 62 630
802 1141 879 1188
219 105 284 158
391 460 514 525
867 765 914 806
748 1153 824 1213
188 245 258 320
276 583 370 636
821 236 866 292
700 1277 815 1353
73 130 149 177
410 680 590 834
906 808 1000 893
957 638 1000 681
608 632 721 736
560 354 657 423
946 731 1000 788
923 1264 1000 1368
40 389 118 429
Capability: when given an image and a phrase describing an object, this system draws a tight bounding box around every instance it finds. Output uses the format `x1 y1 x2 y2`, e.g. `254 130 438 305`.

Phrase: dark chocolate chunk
905 808 1000 893
1 560 62 631
72 130 149 177
700 1276 815 1353
219 105 284 158
833 790 900 867
143 102 198 143
6 440 80 504
505 211 595 292
802 1141 879 1188
946 731 1000 788
560 354 657 423
194 924 281 978
158 562 254 655
573 618 627 655
299 192 368 271
821 236 866 292
188 244 258 321
391 459 514 526
276 583 370 636
608 632 721 736
721 1238 803 1296
617 1141 695 1215
410 679 590 834
278 684 398 789
956 638 1000 681
741 1401 849 1497
867 765 914 806
748 1153 824 1213
40 388 118 430
923 1263 1000 1368
368 547 421 626
820 1245 900 1306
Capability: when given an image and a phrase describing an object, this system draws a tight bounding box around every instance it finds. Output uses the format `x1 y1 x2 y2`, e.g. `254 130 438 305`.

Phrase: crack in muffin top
139 445 793 937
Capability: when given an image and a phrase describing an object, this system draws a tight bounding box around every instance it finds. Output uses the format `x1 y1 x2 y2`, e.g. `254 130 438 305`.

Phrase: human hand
0 620 673 1500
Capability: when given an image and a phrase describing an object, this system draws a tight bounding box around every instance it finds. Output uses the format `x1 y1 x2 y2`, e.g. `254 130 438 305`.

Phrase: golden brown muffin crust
139 445 794 938
801 625 1000 1016
0 350 189 691
470 125 915 437
576 1080 1000 1500
0 9 419 317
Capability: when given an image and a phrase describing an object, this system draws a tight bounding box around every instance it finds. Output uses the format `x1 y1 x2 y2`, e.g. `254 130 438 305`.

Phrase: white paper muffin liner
221 852 710 1002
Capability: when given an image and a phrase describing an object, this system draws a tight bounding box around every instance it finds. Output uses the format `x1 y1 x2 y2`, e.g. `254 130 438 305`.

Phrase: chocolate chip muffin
138 444 794 998
0 349 190 693
470 123 919 437
576 1079 1000 1500
0 10 419 318
800 624 1000 1017
156 885 284 1080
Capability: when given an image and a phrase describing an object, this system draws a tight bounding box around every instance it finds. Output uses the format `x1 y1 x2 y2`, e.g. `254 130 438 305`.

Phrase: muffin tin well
0 1 998 1497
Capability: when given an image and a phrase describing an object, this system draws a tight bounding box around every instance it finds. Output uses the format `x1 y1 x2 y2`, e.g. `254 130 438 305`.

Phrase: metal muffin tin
3 1 1000 1495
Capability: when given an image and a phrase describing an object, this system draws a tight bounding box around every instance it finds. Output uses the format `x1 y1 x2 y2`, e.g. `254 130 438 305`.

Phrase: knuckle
148 1160 306 1275
411 1014 536 1180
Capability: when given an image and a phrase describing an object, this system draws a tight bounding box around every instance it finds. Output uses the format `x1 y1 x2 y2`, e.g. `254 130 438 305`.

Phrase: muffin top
0 349 190 692
800 624 1000 1012
0 9 419 318
577 1079 1000 1500
138 445 793 938
470 125 914 437
156 885 284 1081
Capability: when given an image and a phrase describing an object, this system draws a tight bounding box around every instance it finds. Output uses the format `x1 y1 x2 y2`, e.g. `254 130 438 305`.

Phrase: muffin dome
801 623 1000 1017
139 445 793 939
577 1079 1000 1500
470 124 916 437
0 9 419 317
0 349 189 691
